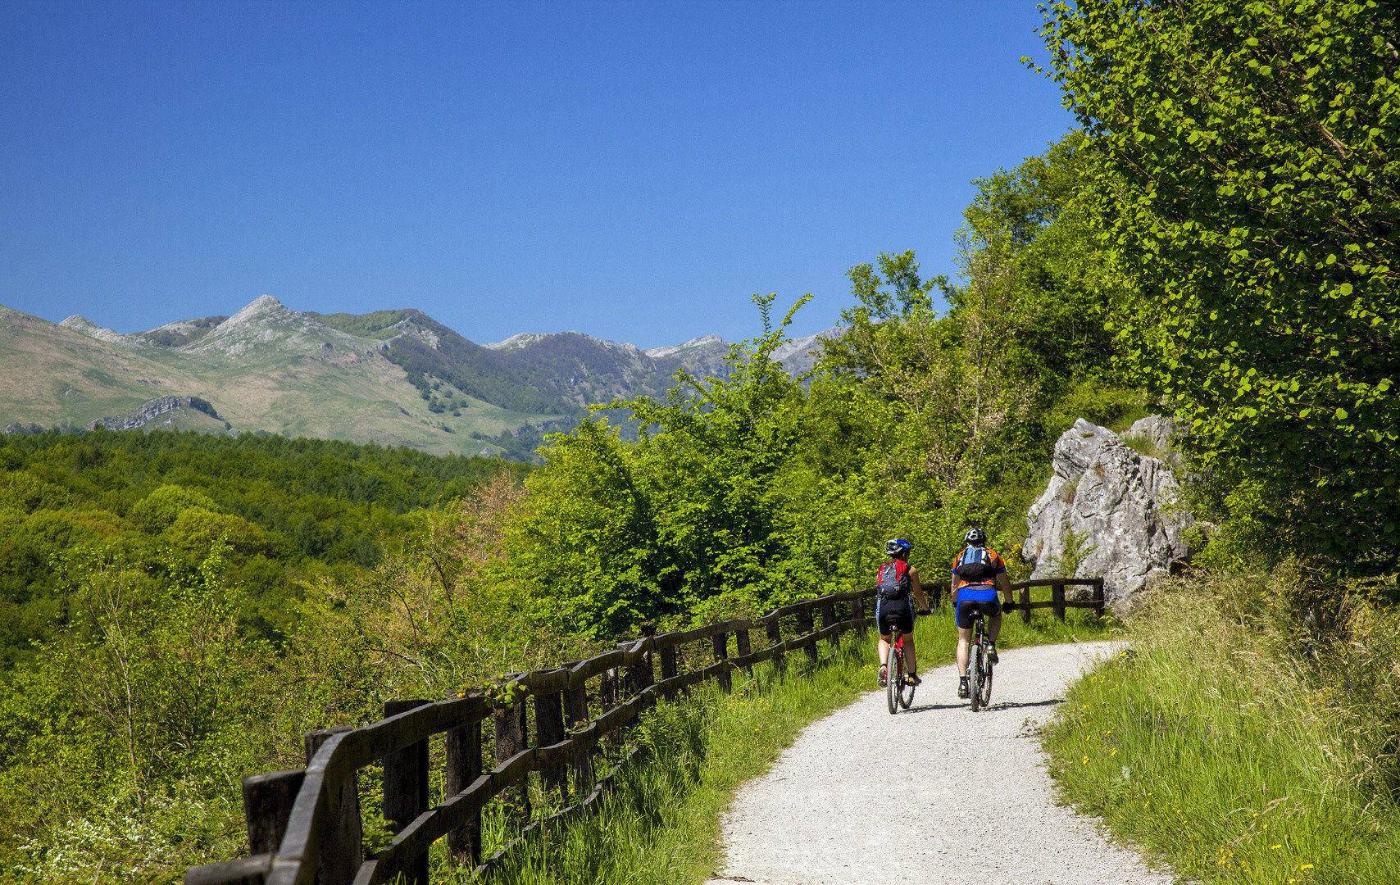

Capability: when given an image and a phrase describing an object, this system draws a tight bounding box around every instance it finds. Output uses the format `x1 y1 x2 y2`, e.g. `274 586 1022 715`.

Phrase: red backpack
876 559 912 601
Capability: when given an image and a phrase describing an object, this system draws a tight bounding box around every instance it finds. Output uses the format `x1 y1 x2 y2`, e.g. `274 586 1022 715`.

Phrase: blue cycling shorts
955 585 1000 629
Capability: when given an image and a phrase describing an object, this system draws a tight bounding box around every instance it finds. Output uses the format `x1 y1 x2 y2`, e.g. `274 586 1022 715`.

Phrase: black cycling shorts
955 587 1002 629
875 596 915 635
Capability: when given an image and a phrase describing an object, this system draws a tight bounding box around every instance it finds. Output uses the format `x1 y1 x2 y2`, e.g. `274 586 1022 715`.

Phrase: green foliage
0 431 522 663
0 442 538 879
1044 570 1400 882
1038 0 1400 569
1041 377 1147 437
130 484 219 533
503 136 1147 638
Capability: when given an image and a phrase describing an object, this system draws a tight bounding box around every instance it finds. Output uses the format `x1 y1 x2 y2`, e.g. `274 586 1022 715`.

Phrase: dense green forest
1 0 1395 880
0 432 525 665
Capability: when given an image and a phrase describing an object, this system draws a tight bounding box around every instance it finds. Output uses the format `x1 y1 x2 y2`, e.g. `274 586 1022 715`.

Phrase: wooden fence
185 577 1101 885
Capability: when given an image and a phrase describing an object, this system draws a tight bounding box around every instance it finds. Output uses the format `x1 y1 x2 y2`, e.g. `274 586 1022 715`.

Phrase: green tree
1039 0 1399 567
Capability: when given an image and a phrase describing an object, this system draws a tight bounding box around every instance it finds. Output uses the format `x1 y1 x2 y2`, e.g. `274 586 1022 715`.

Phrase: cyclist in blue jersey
950 528 1014 698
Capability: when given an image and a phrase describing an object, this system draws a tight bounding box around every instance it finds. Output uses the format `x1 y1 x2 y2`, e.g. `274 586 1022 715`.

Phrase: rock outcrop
88 396 225 431
1023 417 1191 610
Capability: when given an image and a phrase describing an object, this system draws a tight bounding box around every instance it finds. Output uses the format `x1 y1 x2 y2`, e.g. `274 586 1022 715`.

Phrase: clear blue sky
1 1 1073 348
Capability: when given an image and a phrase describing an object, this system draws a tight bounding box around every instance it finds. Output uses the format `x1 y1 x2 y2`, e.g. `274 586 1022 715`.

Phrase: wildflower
1270 844 1282 850
1299 863 1314 871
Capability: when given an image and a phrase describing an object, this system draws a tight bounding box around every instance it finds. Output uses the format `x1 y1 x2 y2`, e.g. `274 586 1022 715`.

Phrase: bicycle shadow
901 697 1063 715
987 698 1063 712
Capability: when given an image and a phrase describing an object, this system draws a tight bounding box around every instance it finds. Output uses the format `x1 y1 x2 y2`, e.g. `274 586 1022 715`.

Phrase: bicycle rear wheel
886 647 901 714
969 644 984 712
979 652 994 708
899 670 915 710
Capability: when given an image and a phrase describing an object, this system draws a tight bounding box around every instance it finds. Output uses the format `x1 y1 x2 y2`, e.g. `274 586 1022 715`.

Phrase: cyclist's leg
954 595 975 674
899 605 918 677
989 612 1003 642
875 597 887 667
955 626 973 674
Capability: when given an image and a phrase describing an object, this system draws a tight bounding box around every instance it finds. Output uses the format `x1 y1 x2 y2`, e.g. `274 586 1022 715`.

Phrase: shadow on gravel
901 702 965 714
900 698 1063 715
987 698 1063 712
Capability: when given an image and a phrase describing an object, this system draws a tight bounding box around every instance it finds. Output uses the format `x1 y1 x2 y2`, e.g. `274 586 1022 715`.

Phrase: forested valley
1 0 1396 881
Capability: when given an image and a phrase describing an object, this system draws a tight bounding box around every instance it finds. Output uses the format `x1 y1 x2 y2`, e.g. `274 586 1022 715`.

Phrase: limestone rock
1023 417 1191 610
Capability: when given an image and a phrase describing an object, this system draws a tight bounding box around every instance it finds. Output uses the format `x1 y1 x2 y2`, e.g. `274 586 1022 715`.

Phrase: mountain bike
885 630 916 714
964 603 997 712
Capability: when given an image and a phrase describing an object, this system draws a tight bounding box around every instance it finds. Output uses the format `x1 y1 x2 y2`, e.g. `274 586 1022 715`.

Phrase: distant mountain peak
486 331 644 356
645 335 725 359
486 332 551 351
184 294 366 358
224 294 289 326
59 314 135 346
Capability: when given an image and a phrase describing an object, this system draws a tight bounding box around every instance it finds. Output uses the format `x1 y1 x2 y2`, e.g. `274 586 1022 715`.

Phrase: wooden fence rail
186 578 1100 885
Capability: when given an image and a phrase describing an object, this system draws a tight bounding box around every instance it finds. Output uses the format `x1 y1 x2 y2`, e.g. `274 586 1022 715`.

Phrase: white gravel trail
707 641 1169 885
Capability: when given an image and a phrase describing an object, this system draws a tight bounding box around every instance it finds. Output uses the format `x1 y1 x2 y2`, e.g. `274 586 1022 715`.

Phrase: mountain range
0 296 835 459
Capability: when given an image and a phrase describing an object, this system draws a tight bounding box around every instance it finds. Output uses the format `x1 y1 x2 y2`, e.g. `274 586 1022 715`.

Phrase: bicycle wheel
969 643 984 712
899 667 915 710
979 650 994 708
886 646 901 715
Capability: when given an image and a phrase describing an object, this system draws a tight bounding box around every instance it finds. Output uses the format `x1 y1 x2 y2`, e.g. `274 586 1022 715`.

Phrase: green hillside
0 299 752 462
0 303 563 456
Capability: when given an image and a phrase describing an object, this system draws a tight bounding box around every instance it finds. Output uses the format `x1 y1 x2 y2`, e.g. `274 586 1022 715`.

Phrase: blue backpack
954 545 996 583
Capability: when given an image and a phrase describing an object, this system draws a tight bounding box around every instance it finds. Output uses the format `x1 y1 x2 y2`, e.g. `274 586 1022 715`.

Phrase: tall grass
450 606 1112 884
1043 570 1400 883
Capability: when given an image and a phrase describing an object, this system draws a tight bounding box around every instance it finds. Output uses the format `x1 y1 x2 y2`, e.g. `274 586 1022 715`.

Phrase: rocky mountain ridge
1 296 840 460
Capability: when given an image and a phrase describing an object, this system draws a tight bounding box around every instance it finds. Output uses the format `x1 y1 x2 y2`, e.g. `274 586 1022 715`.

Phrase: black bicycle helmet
964 527 987 547
885 538 913 557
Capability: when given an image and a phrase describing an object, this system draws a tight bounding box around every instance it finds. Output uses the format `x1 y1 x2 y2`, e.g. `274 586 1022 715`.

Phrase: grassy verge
464 606 1111 884
1042 578 1400 884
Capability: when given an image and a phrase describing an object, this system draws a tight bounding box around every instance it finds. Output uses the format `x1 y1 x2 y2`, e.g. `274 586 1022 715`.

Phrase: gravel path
706 641 1169 885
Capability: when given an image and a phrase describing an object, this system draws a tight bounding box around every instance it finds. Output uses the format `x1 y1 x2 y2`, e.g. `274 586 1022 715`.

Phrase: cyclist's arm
910 568 929 611
993 560 1013 602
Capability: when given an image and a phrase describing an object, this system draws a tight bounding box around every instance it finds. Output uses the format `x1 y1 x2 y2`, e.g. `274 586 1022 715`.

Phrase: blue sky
1 1 1073 348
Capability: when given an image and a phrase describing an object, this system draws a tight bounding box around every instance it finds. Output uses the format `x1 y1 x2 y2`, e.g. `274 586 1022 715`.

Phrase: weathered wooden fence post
1052 579 1067 621
1020 583 1032 624
535 682 569 799
796 606 818 664
599 668 620 747
444 714 483 868
304 727 363 885
734 624 753 676
712 628 732 692
820 599 837 648
852 594 866 631
564 676 594 794
242 769 304 856
1092 578 1106 618
659 641 679 686
383 699 431 885
765 616 785 673
493 690 531 821
625 633 654 697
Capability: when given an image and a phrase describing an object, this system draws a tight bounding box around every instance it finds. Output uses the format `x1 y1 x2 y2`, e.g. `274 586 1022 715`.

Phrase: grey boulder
1023 418 1191 611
